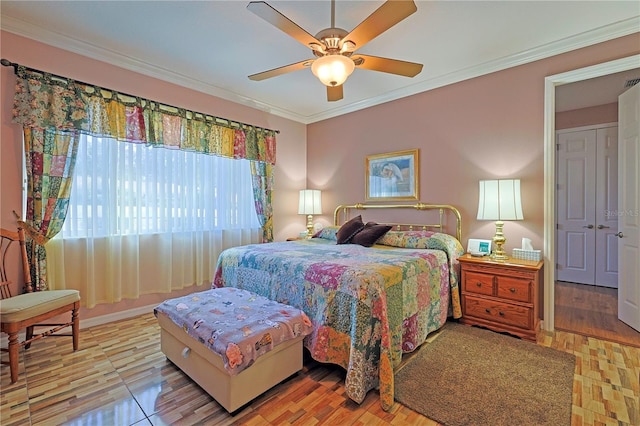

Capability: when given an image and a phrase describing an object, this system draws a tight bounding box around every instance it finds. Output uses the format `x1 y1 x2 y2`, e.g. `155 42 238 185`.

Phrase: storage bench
154 287 313 412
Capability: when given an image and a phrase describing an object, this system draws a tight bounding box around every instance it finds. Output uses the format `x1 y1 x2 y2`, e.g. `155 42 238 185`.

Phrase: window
60 135 260 238
49 134 262 308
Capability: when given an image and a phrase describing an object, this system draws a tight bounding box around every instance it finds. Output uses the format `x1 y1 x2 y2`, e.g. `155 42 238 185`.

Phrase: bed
213 203 464 411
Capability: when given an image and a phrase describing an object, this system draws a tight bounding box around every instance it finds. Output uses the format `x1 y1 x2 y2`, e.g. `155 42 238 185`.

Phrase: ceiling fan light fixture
339 40 356 53
311 55 355 87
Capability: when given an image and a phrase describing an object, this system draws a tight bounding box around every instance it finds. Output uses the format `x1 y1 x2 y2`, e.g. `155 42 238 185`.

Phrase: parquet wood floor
1 303 639 425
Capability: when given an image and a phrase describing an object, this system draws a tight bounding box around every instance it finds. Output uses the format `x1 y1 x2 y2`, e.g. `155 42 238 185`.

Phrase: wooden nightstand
458 254 543 342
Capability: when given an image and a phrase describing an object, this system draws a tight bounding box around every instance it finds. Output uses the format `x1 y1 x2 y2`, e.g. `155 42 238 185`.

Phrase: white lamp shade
298 189 322 215
477 179 523 221
311 55 355 87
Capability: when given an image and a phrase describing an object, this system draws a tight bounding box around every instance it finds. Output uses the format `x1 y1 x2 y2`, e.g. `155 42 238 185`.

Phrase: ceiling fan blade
353 54 423 77
249 59 313 81
327 85 343 102
247 1 321 49
341 1 417 52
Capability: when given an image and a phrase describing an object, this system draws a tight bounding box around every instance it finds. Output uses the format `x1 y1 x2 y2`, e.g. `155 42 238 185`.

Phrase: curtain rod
0 58 280 134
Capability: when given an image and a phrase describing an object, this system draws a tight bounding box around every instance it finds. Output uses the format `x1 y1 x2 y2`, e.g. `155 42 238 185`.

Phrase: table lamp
476 179 523 260
298 189 322 238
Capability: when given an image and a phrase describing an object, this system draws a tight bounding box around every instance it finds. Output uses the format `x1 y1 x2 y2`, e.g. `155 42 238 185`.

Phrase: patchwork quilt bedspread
212 233 463 410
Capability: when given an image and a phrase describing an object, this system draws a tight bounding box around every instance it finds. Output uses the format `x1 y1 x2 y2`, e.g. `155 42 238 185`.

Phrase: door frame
542 54 639 332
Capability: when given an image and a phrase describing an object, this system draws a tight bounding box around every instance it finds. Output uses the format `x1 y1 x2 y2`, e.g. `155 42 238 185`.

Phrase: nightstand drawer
496 276 532 303
462 271 494 296
463 296 532 329
459 254 543 342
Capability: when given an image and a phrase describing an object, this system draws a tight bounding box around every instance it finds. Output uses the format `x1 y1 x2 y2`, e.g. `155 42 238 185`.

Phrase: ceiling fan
247 0 423 102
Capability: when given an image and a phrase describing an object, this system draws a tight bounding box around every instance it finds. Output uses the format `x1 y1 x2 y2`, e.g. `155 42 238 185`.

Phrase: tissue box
512 248 541 261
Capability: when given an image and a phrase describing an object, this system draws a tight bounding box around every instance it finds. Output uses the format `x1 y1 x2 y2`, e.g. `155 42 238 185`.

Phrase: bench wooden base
156 312 305 413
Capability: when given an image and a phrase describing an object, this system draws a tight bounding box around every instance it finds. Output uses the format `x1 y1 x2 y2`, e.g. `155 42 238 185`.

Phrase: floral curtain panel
11 66 277 289
250 160 274 243
18 128 79 291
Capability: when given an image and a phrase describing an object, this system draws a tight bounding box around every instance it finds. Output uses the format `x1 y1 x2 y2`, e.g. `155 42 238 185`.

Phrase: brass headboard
333 203 462 242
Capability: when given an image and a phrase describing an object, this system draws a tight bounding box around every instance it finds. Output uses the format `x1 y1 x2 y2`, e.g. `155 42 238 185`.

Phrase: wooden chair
0 226 80 383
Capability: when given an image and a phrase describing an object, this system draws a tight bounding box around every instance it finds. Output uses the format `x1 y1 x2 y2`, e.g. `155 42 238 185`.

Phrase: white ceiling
1 1 639 124
555 68 640 112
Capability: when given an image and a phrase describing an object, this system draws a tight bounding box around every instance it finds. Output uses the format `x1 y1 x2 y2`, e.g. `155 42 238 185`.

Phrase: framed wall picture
365 149 419 201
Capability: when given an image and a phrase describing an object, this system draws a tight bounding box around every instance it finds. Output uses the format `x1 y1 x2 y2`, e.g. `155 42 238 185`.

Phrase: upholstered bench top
154 287 312 376
0 290 80 323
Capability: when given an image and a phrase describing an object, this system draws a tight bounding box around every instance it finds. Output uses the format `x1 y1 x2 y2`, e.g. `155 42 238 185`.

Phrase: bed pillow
313 226 339 241
378 230 436 248
378 230 464 256
351 221 393 247
336 215 365 244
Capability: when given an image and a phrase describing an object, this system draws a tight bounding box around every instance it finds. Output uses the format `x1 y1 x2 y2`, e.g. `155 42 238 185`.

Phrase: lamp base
490 252 509 261
306 214 314 239
490 220 509 261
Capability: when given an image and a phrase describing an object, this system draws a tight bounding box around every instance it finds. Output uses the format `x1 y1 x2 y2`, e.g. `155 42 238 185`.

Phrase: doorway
542 54 640 333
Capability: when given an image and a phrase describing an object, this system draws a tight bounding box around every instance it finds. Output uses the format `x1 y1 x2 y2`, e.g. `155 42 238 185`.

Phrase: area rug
394 323 576 426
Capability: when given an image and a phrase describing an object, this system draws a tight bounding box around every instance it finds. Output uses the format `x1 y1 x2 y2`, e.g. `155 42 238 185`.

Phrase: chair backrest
0 227 32 299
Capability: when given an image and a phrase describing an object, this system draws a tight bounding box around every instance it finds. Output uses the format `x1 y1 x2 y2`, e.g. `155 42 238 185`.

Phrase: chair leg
25 326 34 350
72 306 79 351
8 331 19 384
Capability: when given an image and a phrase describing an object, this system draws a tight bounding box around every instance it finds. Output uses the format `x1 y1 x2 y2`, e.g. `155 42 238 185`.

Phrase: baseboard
1 304 158 347
80 303 158 330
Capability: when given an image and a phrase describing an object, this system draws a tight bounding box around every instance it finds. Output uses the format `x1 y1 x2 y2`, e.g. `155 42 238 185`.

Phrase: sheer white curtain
47 135 261 308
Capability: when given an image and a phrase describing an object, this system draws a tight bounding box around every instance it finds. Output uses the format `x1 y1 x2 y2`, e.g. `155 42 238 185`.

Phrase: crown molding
2 14 638 125
0 15 306 123
307 17 640 123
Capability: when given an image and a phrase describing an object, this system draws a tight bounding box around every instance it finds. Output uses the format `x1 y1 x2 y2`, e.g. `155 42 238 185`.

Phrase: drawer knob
485 308 491 313
476 282 482 287
182 347 191 358
499 311 505 316
509 288 516 293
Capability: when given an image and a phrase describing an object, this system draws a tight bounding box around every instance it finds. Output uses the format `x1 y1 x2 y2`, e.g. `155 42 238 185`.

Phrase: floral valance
11 66 276 165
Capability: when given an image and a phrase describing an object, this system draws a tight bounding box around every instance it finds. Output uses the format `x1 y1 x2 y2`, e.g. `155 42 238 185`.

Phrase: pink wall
307 34 640 253
556 103 618 129
1 30 638 322
0 31 307 319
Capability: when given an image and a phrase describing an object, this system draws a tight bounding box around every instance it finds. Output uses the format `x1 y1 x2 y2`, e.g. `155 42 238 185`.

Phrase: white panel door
595 127 619 288
618 84 640 332
556 130 596 284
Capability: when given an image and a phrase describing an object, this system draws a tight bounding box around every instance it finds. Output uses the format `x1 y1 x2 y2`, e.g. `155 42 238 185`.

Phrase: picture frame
365 149 419 201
